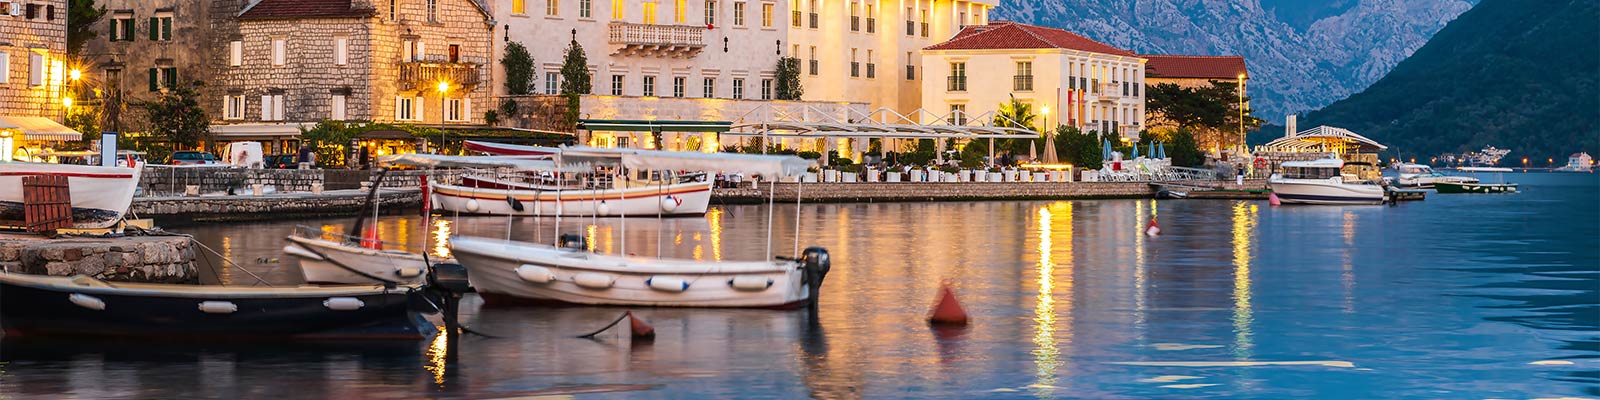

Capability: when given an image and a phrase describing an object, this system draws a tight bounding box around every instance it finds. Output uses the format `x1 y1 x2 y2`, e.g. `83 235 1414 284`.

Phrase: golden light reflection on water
708 208 724 261
1231 202 1258 359
1032 202 1076 397
1342 212 1357 313
424 326 448 385
220 236 234 284
585 224 598 253
432 219 453 258
1134 200 1149 329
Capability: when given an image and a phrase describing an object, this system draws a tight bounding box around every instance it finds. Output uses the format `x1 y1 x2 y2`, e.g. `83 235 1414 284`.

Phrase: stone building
213 0 495 153
82 0 241 138
0 0 76 161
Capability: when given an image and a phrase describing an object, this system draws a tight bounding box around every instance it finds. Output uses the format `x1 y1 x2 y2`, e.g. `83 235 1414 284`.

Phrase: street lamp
69 69 81 82
437 81 450 153
1237 73 1246 153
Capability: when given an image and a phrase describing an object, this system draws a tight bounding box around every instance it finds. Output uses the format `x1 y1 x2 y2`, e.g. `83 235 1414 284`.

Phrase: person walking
297 145 314 170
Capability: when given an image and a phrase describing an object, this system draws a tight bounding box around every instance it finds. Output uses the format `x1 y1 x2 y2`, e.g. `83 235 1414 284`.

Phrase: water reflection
1230 201 1257 359
1032 206 1059 396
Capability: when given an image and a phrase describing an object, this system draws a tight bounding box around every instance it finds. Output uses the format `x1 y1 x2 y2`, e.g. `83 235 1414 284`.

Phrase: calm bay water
2 173 1595 399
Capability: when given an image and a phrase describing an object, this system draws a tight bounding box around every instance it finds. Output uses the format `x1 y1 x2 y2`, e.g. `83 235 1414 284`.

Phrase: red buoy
928 285 970 326
627 311 656 340
1146 217 1161 237
1268 192 1282 206
361 227 382 250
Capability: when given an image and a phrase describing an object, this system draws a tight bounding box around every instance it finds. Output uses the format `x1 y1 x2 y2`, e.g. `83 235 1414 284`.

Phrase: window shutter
334 38 347 65
229 41 242 66
261 95 271 120
401 41 413 61
416 42 426 60
273 95 285 121
332 95 346 120
394 96 403 120
148 17 157 40
164 67 177 89
463 98 472 121
0 53 8 84
147 68 158 91
161 18 171 40
123 18 134 41
108 19 117 41
222 98 231 119
414 96 424 120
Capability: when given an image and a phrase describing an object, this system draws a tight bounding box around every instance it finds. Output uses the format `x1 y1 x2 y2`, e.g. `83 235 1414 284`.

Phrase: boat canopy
558 146 814 179
463 140 561 157
378 154 584 172
1261 125 1388 154
1458 166 1513 172
1280 157 1345 169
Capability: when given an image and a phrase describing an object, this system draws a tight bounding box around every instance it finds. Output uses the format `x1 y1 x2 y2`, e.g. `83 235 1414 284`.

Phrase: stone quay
0 233 198 284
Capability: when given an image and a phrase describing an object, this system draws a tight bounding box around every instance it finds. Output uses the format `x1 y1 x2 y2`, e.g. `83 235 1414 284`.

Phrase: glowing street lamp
62 97 73 108
69 69 81 81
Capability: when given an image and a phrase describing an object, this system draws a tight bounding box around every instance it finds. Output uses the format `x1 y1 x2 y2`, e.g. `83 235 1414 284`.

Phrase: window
704 0 715 25
947 62 965 92
28 52 44 86
610 74 624 95
147 15 171 41
850 48 858 77
396 96 419 121
223 95 245 120
643 75 656 96
109 15 134 41
389 0 396 20
702 77 714 98
761 3 772 26
731 78 743 99
672 77 685 97
904 6 913 35
229 41 242 66
807 46 816 75
260 94 284 121
919 9 928 37
334 37 349 65
790 0 799 26
1014 61 1033 91
904 51 914 80
0 53 7 84
427 0 437 20
850 1 858 31
642 1 656 24
732 2 744 25
580 0 591 17
512 0 524 13
760 78 772 100
611 0 623 19
865 4 874 32
545 73 559 94
445 98 469 122
546 0 557 16
948 104 966 125
331 94 347 120
958 11 965 29
866 49 875 78
272 39 286 66
673 0 685 23
807 0 816 28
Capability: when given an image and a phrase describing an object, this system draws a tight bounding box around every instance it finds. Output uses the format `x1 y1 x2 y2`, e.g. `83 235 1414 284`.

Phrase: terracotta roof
1141 54 1248 80
238 0 375 19
924 21 1136 57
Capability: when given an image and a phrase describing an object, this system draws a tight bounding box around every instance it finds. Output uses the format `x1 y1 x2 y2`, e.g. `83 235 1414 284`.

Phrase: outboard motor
425 263 473 338
800 247 831 308
559 233 587 250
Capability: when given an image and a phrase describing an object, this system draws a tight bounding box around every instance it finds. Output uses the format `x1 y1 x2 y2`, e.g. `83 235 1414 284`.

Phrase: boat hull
0 163 142 229
0 273 432 340
431 179 712 217
1269 178 1387 205
449 236 810 308
1434 182 1518 194
284 236 441 286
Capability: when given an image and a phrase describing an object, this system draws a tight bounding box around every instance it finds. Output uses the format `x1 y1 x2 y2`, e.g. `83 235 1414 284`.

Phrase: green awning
577 119 732 133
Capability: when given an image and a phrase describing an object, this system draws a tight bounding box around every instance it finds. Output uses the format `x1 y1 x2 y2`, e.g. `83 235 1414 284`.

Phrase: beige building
921 21 1147 140
1141 54 1248 150
0 0 75 161
83 0 239 138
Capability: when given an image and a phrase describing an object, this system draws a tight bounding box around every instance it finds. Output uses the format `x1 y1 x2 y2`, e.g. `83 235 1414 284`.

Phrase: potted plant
987 167 1004 183
885 165 903 182
840 164 862 183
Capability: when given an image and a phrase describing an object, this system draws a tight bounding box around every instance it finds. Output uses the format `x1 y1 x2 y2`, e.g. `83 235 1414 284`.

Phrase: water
3 173 1596 399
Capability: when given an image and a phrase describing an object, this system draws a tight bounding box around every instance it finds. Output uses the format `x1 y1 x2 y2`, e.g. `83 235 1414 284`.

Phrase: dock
0 232 198 283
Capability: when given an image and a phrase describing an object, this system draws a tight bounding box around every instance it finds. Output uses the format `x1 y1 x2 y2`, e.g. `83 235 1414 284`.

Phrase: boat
1436 167 1518 193
430 177 713 217
0 272 435 339
1463 146 1511 166
1394 163 1478 188
446 147 831 309
283 228 446 286
1267 157 1388 205
0 162 144 229
1554 152 1594 172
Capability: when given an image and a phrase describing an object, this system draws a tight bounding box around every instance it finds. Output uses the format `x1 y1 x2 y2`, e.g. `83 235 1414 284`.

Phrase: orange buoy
360 228 382 250
626 311 656 340
1268 192 1282 206
1146 217 1161 237
928 285 969 326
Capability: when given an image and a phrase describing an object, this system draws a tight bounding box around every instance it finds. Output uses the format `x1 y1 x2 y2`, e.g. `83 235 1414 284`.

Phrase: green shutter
108 19 117 41
161 18 170 40
164 68 177 88
124 18 134 41
147 68 158 91
148 17 158 40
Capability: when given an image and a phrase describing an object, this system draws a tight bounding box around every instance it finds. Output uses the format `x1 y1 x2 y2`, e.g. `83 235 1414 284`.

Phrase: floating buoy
323 297 365 310
645 276 690 292
1146 218 1161 237
515 264 556 283
198 301 238 314
729 276 775 291
419 175 431 216
1268 192 1282 206
573 272 616 289
465 198 481 212
627 311 655 340
68 293 105 310
361 228 382 250
928 285 969 326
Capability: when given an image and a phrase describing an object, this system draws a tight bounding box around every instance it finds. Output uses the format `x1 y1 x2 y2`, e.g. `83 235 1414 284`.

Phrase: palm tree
990 94 1041 162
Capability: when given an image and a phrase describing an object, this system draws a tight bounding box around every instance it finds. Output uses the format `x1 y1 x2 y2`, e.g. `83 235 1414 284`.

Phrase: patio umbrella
1158 142 1167 159
1148 142 1156 160
1042 132 1059 163
1131 143 1139 159
1029 140 1038 162
1102 139 1112 161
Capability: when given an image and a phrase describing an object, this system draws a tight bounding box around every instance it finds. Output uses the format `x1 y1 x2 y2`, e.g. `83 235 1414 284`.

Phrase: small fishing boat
1268 157 1388 205
1436 167 1518 193
0 162 143 229
0 272 435 339
1394 163 1477 188
283 230 444 286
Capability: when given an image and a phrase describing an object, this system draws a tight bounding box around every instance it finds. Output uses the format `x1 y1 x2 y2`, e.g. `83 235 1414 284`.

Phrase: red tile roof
924 21 1136 57
1142 54 1249 80
238 0 375 19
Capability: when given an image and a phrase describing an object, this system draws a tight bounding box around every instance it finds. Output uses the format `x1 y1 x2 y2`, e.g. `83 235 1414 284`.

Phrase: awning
208 123 315 138
725 121 1039 139
1261 125 1388 153
358 130 416 140
0 116 83 141
578 119 733 133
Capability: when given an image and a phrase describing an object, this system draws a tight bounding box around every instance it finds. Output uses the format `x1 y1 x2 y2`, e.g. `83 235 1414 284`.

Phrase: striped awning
577 119 733 133
0 116 82 141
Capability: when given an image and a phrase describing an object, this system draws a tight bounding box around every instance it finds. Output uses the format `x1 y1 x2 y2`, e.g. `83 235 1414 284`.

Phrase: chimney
1285 115 1297 138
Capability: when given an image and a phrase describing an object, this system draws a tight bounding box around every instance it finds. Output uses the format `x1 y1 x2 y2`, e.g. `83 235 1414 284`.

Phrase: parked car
169 151 220 165
264 154 297 169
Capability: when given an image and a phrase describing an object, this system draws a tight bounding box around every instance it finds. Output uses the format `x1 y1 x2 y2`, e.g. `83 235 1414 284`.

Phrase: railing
1097 82 1120 100
607 22 706 48
851 16 859 31
920 22 929 37
850 62 860 77
1014 74 1034 91
809 59 819 75
866 63 876 78
946 75 966 92
809 12 818 28
905 65 915 80
792 10 801 26
905 20 915 35
398 61 481 92
866 18 875 32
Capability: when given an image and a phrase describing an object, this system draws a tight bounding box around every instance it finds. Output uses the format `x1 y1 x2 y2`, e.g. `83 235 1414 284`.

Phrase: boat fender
394 267 424 278
660 196 681 212
646 276 690 292
515 264 557 283
728 276 774 291
323 297 366 310
597 200 611 216
573 272 615 289
465 198 481 212
198 301 238 314
68 293 106 311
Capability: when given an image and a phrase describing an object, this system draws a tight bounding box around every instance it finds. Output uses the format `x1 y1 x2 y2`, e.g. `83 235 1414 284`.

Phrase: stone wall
133 188 422 224
713 181 1157 204
0 0 68 119
223 17 374 123
137 167 458 195
0 234 197 283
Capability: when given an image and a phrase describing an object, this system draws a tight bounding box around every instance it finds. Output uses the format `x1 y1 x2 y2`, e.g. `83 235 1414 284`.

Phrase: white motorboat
1394 163 1478 188
1268 157 1387 205
430 178 713 217
283 232 443 286
0 162 143 229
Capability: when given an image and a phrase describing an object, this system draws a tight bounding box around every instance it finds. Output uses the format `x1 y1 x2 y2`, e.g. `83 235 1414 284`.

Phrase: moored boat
431 178 713 217
1268 157 1388 205
1395 163 1477 188
1436 167 1518 193
284 231 444 286
0 162 143 229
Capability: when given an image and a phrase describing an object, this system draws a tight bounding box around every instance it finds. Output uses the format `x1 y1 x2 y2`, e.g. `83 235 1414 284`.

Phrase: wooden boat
0 162 143 229
1268 157 1388 205
0 272 435 339
1437 167 1518 193
283 231 447 286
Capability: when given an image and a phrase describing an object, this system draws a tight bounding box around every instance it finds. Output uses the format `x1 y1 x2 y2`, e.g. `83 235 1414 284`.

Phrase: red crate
22 175 73 233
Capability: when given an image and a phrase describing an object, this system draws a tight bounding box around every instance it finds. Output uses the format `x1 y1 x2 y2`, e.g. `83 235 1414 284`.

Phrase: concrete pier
0 233 198 283
132 188 422 225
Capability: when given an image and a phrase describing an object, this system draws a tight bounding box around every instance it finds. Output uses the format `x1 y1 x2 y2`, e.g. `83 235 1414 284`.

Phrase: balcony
947 76 966 92
905 20 915 36
851 16 859 31
1096 82 1120 102
1013 74 1034 91
920 22 929 37
398 60 482 92
607 22 706 58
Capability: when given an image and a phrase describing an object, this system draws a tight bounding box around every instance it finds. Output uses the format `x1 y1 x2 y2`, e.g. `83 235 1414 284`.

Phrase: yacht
1268 157 1387 205
1394 163 1478 188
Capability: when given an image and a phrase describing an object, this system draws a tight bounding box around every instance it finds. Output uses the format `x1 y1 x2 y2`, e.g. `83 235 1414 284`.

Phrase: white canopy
378 154 583 172
558 146 814 179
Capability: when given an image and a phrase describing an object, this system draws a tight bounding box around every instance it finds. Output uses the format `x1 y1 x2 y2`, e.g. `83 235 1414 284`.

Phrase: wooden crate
23 175 73 233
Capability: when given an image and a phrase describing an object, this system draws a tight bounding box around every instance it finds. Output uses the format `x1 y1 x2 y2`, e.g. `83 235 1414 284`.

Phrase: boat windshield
1282 166 1341 180
1399 165 1432 174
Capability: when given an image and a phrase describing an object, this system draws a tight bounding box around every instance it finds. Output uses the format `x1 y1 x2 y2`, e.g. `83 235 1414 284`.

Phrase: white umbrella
1042 132 1059 163
1029 140 1038 162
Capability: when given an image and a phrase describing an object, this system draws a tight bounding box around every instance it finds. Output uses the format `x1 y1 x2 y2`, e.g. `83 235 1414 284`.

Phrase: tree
988 94 1040 156
558 38 591 129
1053 126 1103 170
775 57 804 100
1138 128 1205 167
1144 81 1262 150
135 82 209 148
66 0 107 57
501 42 535 96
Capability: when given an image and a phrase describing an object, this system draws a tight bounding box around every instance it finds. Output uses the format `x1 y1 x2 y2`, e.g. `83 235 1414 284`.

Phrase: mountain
1299 0 1599 162
991 0 1473 121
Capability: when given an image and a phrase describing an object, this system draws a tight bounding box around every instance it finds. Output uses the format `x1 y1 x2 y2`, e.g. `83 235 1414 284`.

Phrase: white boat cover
378 154 584 172
559 146 814 179
463 140 561 157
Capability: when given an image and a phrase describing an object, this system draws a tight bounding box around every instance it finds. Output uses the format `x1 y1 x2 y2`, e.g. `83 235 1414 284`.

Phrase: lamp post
437 81 450 154
1237 73 1246 154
